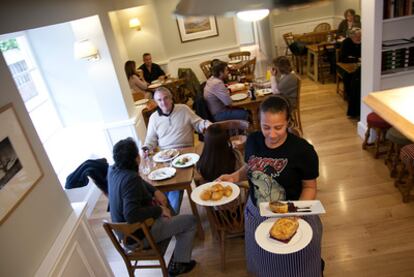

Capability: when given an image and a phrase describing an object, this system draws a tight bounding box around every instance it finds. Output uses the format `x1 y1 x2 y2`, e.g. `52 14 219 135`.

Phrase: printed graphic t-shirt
245 132 319 206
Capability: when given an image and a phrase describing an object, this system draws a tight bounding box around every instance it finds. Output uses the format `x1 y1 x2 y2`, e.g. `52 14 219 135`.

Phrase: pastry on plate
269 217 299 243
269 201 288 213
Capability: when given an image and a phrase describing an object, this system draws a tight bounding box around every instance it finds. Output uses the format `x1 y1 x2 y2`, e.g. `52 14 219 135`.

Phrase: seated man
204 61 249 122
139 53 166 83
108 138 197 276
144 87 211 213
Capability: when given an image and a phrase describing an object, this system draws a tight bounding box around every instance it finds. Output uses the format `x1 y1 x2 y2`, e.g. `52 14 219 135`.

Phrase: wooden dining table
230 89 272 130
141 146 205 240
306 41 338 82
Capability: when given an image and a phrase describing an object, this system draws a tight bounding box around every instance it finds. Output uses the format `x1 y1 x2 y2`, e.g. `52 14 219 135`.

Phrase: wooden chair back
162 78 188 104
193 177 248 271
102 219 169 277
282 32 295 56
291 75 303 133
209 120 250 153
142 102 157 128
200 60 212 79
314 22 331 32
228 51 251 61
239 57 257 82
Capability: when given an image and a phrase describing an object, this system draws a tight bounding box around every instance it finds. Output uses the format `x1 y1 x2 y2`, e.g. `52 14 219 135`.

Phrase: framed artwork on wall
0 103 42 224
176 16 219 42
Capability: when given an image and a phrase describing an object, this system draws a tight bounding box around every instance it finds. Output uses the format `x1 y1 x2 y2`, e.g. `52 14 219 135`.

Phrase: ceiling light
237 9 270 21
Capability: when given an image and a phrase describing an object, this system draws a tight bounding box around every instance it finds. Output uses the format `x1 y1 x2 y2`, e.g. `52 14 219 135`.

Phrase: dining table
141 146 205 240
306 41 338 82
230 88 273 130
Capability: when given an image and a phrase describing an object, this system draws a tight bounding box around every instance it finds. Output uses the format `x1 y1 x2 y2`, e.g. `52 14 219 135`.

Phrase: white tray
259 200 326 217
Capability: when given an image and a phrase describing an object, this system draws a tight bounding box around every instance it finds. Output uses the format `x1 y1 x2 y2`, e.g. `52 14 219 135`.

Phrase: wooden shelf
381 66 414 78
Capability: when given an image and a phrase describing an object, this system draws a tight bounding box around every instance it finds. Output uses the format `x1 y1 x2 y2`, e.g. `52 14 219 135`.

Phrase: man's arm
143 115 158 150
123 177 162 223
213 81 233 106
185 105 211 133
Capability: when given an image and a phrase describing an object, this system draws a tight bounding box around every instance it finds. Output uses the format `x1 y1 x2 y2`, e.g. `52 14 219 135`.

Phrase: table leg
250 107 259 130
314 52 319 82
185 185 205 240
306 51 311 79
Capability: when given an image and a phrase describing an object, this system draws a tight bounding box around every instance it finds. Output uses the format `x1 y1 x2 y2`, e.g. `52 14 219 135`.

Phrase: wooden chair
313 22 331 32
291 75 303 134
228 51 251 61
209 120 250 154
239 57 256 82
102 219 170 277
396 144 414 202
200 60 212 79
193 177 248 271
362 112 391 158
132 91 145 101
317 44 335 83
142 102 157 128
162 78 188 104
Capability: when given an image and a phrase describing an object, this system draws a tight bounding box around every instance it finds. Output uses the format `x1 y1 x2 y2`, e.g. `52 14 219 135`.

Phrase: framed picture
176 16 219 42
0 103 42 224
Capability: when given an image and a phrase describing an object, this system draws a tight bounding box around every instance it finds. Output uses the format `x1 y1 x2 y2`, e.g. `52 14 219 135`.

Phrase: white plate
172 153 200 168
256 88 273 95
255 218 312 254
231 93 248 101
148 83 162 89
134 99 149 106
259 200 326 218
148 167 176 181
153 149 180 163
190 181 240 207
228 59 242 64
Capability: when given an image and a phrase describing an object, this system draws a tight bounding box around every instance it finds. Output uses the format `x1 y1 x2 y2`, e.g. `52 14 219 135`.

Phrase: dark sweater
340 38 361 63
107 165 162 234
139 63 165 83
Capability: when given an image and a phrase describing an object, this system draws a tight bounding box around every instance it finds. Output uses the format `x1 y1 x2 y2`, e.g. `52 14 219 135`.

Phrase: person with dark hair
339 28 361 63
196 125 244 182
124 60 150 98
270 56 299 109
107 137 197 276
337 8 361 38
218 96 323 277
203 61 249 122
139 53 166 83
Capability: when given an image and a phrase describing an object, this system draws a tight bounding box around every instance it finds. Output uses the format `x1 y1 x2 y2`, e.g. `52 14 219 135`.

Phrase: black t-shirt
340 38 361 63
245 132 319 206
139 63 165 83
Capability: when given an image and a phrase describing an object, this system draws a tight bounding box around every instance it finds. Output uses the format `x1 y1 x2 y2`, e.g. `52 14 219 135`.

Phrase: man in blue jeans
203 61 249 122
108 138 197 276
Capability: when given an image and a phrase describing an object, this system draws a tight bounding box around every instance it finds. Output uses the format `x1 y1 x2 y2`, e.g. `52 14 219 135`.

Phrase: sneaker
168 260 196 276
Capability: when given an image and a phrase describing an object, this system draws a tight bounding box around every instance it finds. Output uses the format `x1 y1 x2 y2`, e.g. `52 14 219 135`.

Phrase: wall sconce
74 39 100 61
129 18 142 31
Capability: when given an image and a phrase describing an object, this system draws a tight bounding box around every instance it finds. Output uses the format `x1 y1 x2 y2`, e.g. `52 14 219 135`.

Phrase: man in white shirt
204 61 249 122
143 87 211 213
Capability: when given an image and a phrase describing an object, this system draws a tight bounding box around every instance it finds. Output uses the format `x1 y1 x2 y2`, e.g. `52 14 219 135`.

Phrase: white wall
271 1 335 25
334 0 361 17
27 22 103 126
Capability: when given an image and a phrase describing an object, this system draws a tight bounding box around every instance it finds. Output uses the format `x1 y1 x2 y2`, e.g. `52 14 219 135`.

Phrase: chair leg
390 145 402 178
395 162 407 187
362 126 371 150
220 231 226 271
160 258 169 277
385 142 395 166
374 128 383 159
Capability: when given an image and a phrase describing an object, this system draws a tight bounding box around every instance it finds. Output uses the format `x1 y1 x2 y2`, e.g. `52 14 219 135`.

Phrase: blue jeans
165 190 184 214
214 108 249 122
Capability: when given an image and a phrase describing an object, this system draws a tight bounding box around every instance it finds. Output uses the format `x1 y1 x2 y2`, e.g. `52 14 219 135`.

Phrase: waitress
219 96 323 277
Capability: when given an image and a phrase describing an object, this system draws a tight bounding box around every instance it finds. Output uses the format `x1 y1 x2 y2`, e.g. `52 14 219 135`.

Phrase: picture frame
176 16 219 42
0 103 42 224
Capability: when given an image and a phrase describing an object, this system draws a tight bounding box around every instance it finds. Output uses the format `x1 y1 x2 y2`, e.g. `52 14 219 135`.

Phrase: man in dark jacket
108 138 197 276
139 53 166 83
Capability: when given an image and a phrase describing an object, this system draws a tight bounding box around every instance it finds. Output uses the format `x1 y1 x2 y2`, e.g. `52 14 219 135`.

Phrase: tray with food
259 200 325 217
172 153 200 168
153 149 180 163
190 181 240 206
255 217 312 254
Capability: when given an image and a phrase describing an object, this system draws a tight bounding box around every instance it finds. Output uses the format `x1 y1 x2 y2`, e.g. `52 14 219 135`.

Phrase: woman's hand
271 67 277 76
154 190 168 207
217 174 237 183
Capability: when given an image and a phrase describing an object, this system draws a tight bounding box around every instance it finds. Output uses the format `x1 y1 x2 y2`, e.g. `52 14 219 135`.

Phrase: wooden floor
89 77 414 277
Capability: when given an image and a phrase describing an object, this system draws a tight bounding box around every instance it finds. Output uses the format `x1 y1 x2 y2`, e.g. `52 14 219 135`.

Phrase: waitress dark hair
124 60 136 79
260 95 292 122
196 125 236 182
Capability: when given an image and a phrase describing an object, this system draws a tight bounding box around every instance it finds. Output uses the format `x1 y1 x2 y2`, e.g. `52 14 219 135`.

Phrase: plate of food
135 99 149 106
255 217 312 254
256 88 273 96
153 149 180 163
148 167 176 181
172 153 200 168
259 200 326 218
228 59 242 64
148 83 162 89
228 83 246 92
231 93 248 101
190 181 240 206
